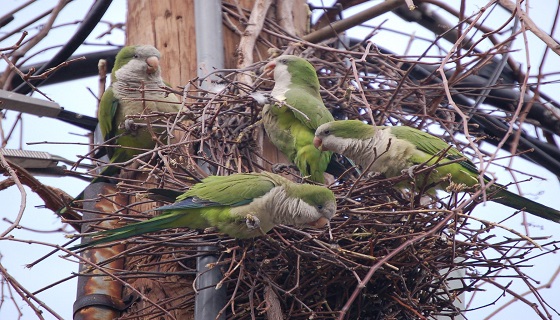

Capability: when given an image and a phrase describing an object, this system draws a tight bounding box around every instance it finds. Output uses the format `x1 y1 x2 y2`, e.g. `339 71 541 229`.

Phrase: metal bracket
73 293 139 316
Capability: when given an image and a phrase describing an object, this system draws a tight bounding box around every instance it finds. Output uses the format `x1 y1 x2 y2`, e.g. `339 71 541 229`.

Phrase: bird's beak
313 136 323 150
263 61 276 78
307 216 329 228
146 56 160 74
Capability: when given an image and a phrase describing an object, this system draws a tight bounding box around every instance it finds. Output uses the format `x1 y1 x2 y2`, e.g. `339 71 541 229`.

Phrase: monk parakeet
59 45 180 214
70 172 336 249
262 55 334 183
96 45 180 180
314 120 560 223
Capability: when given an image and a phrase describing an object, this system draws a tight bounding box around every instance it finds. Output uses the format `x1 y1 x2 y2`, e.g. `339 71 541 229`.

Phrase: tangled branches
2 1 560 319
63 42 560 319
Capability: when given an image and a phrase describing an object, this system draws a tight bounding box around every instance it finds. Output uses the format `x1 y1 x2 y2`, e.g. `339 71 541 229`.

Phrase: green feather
263 55 334 183
58 45 180 215
70 207 235 250
316 120 560 223
110 46 137 82
69 172 337 249
176 173 278 205
284 57 322 98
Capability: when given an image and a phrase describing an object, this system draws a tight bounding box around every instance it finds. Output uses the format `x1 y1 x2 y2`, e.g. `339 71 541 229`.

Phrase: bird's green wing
390 126 480 174
386 127 560 223
175 173 278 207
98 87 119 143
285 88 334 130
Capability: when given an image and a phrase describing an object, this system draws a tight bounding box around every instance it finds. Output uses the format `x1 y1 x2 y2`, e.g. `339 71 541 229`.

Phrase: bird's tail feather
147 188 184 202
326 154 361 180
492 189 560 223
69 212 183 250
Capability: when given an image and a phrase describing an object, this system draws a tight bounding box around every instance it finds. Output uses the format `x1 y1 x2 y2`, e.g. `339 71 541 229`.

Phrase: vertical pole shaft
74 183 127 320
194 0 226 319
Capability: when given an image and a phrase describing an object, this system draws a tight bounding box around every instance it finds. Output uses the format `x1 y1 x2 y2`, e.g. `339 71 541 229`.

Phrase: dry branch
1 1 559 319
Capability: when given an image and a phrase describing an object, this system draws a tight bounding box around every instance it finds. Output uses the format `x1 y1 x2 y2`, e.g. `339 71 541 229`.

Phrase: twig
0 153 26 237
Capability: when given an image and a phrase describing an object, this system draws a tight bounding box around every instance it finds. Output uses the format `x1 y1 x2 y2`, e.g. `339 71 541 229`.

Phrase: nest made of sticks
65 42 560 320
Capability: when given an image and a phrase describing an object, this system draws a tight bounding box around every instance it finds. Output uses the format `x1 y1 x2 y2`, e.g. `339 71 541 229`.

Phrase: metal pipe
194 0 226 319
74 183 130 320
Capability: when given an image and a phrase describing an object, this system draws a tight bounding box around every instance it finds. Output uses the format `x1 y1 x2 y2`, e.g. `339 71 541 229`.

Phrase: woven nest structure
68 40 559 320
1 2 559 319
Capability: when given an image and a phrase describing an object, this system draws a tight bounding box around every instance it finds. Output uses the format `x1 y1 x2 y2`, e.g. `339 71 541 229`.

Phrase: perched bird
70 172 336 249
96 45 180 179
59 45 180 213
262 55 334 183
314 120 560 223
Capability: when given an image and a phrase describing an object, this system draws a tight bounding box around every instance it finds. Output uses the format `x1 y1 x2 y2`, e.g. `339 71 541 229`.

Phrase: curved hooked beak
263 61 276 77
313 136 323 150
146 56 160 74
307 216 329 228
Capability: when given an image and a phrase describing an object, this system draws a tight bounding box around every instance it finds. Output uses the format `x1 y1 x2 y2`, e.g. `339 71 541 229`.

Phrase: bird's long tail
69 212 184 250
326 154 361 180
147 188 184 202
492 189 560 223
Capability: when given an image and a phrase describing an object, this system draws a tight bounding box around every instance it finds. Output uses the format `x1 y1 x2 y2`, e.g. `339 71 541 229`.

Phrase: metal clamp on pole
73 293 139 317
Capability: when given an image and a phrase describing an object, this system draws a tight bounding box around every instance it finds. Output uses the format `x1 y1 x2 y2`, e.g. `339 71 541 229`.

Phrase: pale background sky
0 1 559 319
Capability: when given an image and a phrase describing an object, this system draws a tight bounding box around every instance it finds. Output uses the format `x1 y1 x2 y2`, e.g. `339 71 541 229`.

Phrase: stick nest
69 43 560 320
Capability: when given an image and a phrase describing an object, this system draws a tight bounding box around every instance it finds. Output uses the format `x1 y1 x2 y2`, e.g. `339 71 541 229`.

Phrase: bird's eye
280 59 288 64
133 54 139 58
324 130 330 135
317 205 323 210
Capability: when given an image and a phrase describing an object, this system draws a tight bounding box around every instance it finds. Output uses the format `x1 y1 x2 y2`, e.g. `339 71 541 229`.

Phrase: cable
13 0 113 94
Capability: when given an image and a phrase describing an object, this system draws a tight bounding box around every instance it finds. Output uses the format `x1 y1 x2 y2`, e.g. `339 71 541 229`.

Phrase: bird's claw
271 163 297 174
203 227 218 234
402 165 419 178
263 93 274 104
123 119 139 135
246 214 260 230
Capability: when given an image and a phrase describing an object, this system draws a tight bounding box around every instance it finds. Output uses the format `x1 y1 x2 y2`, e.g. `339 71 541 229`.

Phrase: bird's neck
272 80 320 100
252 187 316 226
339 128 392 171
112 77 165 99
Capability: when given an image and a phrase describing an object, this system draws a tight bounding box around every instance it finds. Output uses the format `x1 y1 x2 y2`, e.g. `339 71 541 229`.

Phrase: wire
13 0 113 95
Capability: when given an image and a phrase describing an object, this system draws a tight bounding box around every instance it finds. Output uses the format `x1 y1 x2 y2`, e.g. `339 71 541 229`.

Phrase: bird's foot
123 119 139 135
272 163 298 174
203 227 219 234
418 195 435 207
365 171 381 180
402 165 420 178
249 92 273 105
245 214 261 230
262 93 274 105
235 119 262 143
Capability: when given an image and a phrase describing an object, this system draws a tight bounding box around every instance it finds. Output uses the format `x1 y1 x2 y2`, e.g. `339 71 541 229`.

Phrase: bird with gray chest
315 119 560 223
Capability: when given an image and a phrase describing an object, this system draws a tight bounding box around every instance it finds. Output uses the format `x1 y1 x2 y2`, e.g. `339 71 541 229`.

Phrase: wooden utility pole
116 0 308 318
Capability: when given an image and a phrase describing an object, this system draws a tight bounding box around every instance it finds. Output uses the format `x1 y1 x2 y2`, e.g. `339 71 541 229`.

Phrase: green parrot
314 120 560 223
262 55 334 183
96 45 180 179
59 45 180 214
70 172 336 249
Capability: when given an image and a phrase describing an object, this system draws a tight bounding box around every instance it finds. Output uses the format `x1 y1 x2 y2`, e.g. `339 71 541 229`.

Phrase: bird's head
112 45 162 82
263 55 320 91
286 183 337 229
314 120 376 153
